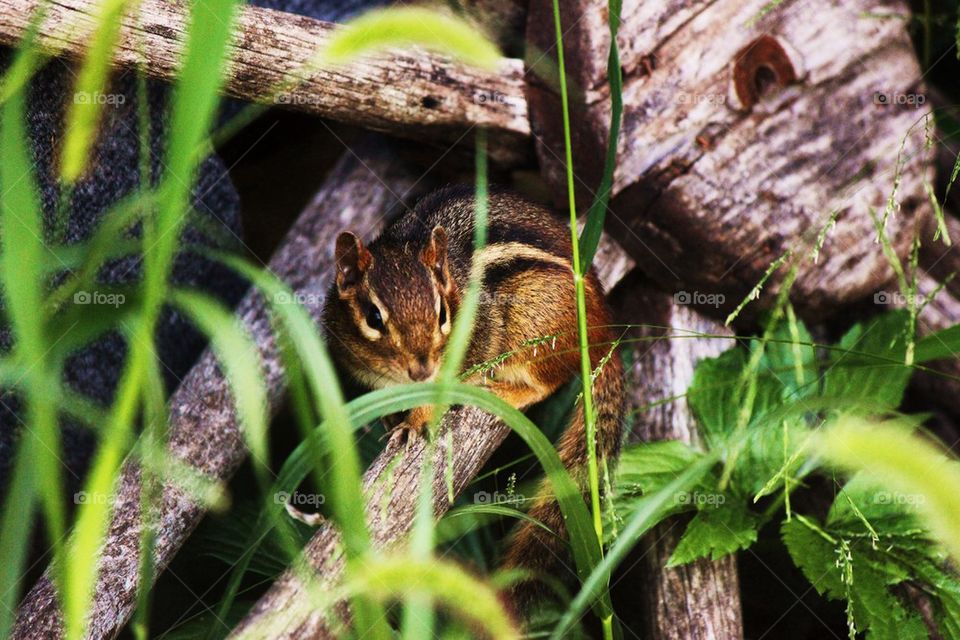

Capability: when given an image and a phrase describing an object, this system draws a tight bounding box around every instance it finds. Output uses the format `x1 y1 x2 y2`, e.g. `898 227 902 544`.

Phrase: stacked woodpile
3 0 950 637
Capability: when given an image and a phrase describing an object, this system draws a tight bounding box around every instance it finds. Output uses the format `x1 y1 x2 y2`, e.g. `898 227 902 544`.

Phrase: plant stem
550 2 611 639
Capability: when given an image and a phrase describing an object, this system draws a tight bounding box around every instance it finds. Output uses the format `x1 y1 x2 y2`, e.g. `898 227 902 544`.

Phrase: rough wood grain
611 271 743 640
11 138 420 640
0 0 530 164
526 0 933 319
229 237 631 639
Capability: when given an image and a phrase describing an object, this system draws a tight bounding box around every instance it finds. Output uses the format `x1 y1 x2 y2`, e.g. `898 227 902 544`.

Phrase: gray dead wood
0 0 530 164
11 138 419 640
228 239 632 639
611 271 743 640
525 0 933 318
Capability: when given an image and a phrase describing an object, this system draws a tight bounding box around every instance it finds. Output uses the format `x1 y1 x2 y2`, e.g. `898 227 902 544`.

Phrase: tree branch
0 0 530 164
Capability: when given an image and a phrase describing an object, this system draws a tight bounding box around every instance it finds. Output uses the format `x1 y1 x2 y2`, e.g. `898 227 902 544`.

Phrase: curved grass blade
324 6 500 70
577 0 623 267
208 256 388 638
170 289 269 469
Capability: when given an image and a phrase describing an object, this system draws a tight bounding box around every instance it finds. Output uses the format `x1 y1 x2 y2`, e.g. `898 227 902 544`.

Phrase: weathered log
0 0 530 164
525 0 933 319
229 240 632 639
11 138 420 640
611 271 743 640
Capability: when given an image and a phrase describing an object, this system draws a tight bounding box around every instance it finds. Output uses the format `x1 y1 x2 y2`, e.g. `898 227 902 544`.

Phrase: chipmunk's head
332 227 456 386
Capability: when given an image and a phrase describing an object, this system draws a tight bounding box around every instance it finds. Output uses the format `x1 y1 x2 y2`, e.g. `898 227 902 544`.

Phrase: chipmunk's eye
438 301 447 328
364 303 385 332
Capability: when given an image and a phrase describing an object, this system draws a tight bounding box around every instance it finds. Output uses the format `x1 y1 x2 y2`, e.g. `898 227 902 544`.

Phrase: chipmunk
322 186 625 608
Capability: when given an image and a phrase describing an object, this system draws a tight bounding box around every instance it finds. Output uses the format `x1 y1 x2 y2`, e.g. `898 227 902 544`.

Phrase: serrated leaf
822 311 911 412
667 501 761 566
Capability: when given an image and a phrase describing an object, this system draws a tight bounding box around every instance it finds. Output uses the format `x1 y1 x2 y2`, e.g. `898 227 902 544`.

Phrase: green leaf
667 501 761 566
915 323 960 364
614 440 703 495
324 7 500 70
822 311 911 411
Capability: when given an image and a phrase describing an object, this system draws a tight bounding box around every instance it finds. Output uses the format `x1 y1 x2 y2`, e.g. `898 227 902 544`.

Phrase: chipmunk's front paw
385 406 434 449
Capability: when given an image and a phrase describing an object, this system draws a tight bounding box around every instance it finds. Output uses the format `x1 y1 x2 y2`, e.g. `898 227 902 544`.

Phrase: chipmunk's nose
408 355 433 381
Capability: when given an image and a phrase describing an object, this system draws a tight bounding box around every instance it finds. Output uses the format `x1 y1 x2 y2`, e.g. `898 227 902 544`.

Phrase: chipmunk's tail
503 335 625 612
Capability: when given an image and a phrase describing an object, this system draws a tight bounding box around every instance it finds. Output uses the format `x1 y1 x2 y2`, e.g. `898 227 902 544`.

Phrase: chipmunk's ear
335 231 372 295
420 226 452 292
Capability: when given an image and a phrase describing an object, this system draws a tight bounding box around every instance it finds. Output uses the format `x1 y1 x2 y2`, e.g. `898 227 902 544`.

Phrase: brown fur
322 186 625 610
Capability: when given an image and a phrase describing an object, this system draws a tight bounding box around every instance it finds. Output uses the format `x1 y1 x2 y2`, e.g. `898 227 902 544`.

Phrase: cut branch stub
526 0 933 320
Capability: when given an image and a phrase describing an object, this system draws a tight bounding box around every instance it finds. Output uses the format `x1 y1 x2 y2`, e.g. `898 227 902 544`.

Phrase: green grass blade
0 3 48 105
64 319 148 640
577 0 623 266
209 256 389 637
324 6 500 70
347 556 518 640
170 289 269 468
145 0 239 316
550 0 614 631
60 0 136 184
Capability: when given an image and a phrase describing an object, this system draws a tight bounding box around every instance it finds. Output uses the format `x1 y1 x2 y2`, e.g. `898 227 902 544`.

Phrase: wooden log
610 271 743 640
525 0 933 319
229 238 632 639
11 138 420 640
0 0 531 165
